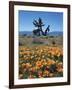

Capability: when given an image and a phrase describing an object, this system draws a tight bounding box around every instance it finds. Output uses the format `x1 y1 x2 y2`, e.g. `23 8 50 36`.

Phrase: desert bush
32 36 35 38
23 34 27 36
19 42 26 46
27 35 31 38
32 37 44 44
52 40 56 45
49 36 54 38
44 36 48 39
40 36 48 39
19 42 23 46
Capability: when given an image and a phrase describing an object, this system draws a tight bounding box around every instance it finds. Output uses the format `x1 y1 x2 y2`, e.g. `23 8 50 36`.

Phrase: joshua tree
33 18 44 36
33 18 50 36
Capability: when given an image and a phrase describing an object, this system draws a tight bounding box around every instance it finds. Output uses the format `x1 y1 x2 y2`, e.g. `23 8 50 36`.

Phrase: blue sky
19 10 63 32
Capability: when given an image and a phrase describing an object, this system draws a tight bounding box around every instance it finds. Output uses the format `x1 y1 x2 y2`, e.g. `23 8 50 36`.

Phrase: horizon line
19 31 63 32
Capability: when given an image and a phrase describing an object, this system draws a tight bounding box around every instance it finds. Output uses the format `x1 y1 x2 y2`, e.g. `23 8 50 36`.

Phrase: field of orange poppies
19 45 63 79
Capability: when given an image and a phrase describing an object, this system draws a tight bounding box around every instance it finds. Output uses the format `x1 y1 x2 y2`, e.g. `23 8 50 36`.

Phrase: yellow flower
57 52 61 57
43 62 47 65
43 70 49 77
26 63 32 68
40 49 43 53
47 59 55 66
42 55 45 58
21 63 26 68
31 56 34 59
56 62 63 72
35 66 39 70
19 74 23 79
19 45 63 78
49 73 54 77
57 68 63 72
36 61 42 68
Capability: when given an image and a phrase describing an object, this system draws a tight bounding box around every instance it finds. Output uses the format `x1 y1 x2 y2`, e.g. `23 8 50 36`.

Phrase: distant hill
19 31 63 36
19 31 32 36
49 31 63 36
